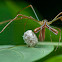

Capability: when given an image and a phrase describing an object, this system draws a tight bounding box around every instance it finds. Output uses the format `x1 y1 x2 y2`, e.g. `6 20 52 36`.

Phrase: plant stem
37 42 62 46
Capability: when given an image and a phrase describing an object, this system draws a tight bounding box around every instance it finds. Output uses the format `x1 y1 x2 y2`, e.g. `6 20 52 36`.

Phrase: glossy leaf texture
0 45 54 62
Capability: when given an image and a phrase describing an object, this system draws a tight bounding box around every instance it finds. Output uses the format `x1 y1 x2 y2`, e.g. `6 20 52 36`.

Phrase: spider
0 5 62 49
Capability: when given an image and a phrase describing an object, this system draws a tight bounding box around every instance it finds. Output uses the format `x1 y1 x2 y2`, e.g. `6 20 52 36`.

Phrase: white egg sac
23 30 38 47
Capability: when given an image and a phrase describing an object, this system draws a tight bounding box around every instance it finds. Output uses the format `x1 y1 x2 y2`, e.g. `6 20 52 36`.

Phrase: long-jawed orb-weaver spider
0 5 62 50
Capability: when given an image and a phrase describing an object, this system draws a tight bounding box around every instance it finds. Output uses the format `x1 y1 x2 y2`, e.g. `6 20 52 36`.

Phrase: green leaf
45 55 62 62
0 45 54 62
0 45 14 49
0 49 23 62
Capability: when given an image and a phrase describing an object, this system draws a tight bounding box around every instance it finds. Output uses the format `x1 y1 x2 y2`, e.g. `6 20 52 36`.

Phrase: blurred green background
0 0 62 62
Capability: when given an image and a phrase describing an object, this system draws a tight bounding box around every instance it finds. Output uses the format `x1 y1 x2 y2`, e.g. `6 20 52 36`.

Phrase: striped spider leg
34 19 59 40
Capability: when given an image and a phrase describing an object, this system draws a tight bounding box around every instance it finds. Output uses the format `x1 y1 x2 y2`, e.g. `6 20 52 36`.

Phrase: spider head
43 19 48 22
42 19 48 27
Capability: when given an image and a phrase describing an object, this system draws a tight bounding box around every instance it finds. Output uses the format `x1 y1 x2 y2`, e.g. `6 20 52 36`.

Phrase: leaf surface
0 45 54 62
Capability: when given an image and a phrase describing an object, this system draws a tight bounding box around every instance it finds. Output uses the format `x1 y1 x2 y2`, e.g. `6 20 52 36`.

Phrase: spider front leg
0 14 20 33
48 12 62 25
54 12 62 19
54 27 61 51
0 14 39 33
17 5 39 21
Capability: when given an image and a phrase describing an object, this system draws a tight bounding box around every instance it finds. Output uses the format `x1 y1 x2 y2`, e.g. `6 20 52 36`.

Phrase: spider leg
0 14 39 33
0 18 26 25
39 30 42 41
17 5 40 21
53 12 62 19
38 26 45 41
55 16 62 21
0 19 12 25
39 29 45 41
55 27 61 51
42 28 45 41
48 12 62 25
